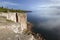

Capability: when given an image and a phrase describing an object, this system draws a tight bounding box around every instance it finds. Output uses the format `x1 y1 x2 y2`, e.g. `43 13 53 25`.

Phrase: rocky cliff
0 12 27 33
0 12 37 40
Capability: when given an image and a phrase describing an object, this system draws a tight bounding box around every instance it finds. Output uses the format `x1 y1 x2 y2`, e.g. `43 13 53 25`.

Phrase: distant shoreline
0 7 32 13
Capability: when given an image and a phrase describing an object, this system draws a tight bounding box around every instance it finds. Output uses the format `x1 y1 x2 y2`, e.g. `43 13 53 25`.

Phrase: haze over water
27 10 60 40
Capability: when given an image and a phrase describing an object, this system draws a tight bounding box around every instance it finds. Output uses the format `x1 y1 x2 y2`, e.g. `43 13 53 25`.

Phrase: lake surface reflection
27 11 60 40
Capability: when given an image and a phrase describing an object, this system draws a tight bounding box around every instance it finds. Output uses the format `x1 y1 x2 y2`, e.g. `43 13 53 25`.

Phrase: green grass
0 7 32 13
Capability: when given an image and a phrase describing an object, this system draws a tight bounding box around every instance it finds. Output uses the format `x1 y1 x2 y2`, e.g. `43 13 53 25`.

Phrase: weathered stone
0 12 27 33
0 12 37 40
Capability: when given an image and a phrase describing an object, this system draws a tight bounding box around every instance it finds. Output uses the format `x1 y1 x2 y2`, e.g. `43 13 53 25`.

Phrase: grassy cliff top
0 7 32 13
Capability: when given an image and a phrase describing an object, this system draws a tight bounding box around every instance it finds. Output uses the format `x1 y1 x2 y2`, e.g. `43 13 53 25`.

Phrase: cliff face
0 12 27 33
0 12 37 40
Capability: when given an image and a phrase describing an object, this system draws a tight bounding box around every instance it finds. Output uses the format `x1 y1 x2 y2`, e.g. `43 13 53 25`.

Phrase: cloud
0 1 20 7
30 0 60 10
32 3 60 10
50 0 60 3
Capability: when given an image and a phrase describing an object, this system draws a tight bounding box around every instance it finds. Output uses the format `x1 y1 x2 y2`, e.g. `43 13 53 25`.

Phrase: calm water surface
27 11 59 40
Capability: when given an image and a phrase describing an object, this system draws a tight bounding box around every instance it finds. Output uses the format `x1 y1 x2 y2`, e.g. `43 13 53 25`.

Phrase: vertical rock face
7 13 16 22
0 12 37 40
0 12 27 34
17 13 27 32
7 13 27 32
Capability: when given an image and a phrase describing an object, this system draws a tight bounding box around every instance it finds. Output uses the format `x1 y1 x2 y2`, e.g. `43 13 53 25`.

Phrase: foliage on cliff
0 7 32 13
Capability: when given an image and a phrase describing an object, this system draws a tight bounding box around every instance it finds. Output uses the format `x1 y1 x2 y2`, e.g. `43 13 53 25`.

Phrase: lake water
27 11 60 40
